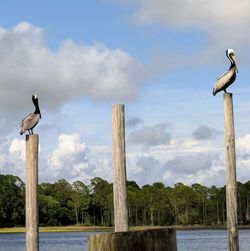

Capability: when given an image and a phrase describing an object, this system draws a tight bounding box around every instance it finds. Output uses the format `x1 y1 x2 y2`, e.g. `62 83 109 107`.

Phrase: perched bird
212 49 238 96
20 94 41 135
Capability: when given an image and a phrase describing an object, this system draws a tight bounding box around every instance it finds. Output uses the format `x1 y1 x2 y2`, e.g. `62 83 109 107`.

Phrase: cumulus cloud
9 138 25 162
126 146 225 186
165 153 217 175
192 125 221 140
44 133 113 183
114 0 250 63
126 116 144 128
236 134 250 182
237 134 250 153
47 133 89 179
0 138 26 179
134 154 162 184
126 152 165 185
127 123 171 147
0 22 143 115
48 133 87 167
0 133 111 184
4 131 250 187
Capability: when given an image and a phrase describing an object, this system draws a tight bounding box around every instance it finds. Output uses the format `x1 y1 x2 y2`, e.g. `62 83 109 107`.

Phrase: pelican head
32 94 41 118
226 49 238 73
32 94 38 99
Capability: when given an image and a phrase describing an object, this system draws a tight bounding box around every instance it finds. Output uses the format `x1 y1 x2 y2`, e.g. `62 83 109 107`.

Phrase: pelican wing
213 68 235 94
20 113 40 134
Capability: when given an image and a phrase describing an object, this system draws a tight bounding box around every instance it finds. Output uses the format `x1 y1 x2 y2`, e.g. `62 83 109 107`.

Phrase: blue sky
1 0 250 187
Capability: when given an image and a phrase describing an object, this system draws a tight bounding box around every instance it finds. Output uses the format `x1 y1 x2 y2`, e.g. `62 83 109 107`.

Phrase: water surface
0 229 250 251
177 229 250 251
0 232 93 251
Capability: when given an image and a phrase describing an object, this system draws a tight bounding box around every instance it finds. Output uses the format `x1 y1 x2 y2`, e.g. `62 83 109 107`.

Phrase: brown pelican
212 49 238 96
20 94 41 135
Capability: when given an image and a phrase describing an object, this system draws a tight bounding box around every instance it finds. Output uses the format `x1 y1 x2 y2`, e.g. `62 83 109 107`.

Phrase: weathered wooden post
112 104 129 232
224 93 239 251
26 134 39 251
88 105 177 251
88 228 177 251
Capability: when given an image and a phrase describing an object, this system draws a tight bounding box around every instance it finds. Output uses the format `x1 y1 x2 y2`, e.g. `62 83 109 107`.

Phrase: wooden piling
223 93 239 251
112 104 129 232
26 134 39 251
88 228 177 251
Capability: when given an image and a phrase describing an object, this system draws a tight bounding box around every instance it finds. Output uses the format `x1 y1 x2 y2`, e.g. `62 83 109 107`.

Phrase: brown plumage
20 94 41 135
212 49 238 96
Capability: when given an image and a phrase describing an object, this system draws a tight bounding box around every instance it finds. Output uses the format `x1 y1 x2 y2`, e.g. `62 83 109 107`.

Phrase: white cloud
47 133 89 177
3 131 250 187
45 133 113 183
130 154 163 184
9 138 25 161
0 22 143 116
114 0 250 63
40 132 250 186
0 133 112 184
125 0 249 30
86 145 112 178
237 134 250 153
165 153 217 175
126 134 225 186
126 147 225 186
236 134 250 183
0 138 26 179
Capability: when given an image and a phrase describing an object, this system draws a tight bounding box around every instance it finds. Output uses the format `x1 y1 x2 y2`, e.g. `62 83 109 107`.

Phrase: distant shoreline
0 226 113 234
1 225 250 234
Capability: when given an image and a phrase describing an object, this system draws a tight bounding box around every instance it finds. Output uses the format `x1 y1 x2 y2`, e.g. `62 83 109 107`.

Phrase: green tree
207 185 226 225
127 180 140 226
90 177 113 226
171 182 200 225
71 181 90 225
140 182 174 226
0 174 25 227
191 183 209 224
39 179 75 225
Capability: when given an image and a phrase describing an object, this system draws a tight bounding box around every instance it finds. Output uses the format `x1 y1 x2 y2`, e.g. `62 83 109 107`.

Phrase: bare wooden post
112 104 129 232
223 93 239 251
88 228 177 251
26 134 39 251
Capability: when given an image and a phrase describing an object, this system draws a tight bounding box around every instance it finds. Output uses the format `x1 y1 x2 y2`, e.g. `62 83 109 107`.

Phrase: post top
223 92 233 97
112 104 125 107
112 104 125 112
25 134 39 139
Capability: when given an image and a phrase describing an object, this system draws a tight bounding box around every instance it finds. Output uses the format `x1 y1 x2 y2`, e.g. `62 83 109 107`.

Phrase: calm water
177 229 250 251
0 229 249 251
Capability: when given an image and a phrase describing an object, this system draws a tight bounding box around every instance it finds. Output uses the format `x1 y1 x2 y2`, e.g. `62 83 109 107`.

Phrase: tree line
0 174 250 228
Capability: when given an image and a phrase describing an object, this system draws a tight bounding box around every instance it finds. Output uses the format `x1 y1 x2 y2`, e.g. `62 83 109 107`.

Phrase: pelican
212 49 238 96
20 94 41 135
